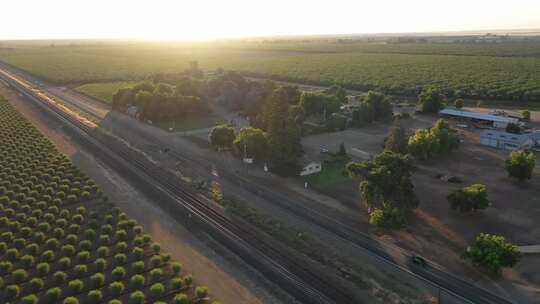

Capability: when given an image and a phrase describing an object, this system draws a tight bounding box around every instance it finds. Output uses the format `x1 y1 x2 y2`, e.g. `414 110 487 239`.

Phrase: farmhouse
439 108 519 129
300 161 322 176
480 130 534 150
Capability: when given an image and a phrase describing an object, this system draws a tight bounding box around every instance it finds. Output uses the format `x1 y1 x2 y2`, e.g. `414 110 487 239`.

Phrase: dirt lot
302 114 433 159
303 113 540 301
0 84 283 304
300 115 433 206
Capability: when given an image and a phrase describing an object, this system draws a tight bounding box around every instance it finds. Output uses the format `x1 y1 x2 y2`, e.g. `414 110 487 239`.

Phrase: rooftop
439 108 519 124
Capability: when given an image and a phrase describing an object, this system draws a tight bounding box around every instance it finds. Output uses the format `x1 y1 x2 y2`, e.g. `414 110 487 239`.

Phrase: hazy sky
2 0 540 40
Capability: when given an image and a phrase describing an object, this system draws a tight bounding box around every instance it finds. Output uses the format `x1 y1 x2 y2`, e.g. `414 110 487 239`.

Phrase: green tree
505 123 521 134
299 91 342 119
219 81 241 109
364 91 393 121
505 151 535 182
408 119 459 159
454 98 464 109
338 142 347 156
150 283 165 297
195 286 209 299
172 293 189 304
46 287 62 303
265 88 303 175
22 294 38 304
327 113 348 131
418 86 444 114
280 85 301 105
522 110 531 121
346 152 418 210
6 284 19 300
129 291 145 304
88 290 103 304
63 297 79 304
233 127 268 161
384 122 409 154
448 184 490 212
68 279 84 293
369 205 405 229
109 281 125 295
209 125 236 150
463 233 520 273
351 102 375 127
431 119 460 153
408 129 439 160
324 85 347 105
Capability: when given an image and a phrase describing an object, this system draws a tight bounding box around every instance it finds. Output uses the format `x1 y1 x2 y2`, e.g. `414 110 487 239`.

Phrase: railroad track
1 67 518 304
170 151 515 304
1 67 359 304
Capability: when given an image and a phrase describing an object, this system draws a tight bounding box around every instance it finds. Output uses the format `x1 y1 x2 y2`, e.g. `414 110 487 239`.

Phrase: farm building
299 161 322 176
480 130 534 150
532 130 540 145
439 108 519 129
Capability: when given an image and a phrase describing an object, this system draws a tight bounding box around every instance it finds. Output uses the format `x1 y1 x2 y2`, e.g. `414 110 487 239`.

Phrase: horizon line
1 27 540 42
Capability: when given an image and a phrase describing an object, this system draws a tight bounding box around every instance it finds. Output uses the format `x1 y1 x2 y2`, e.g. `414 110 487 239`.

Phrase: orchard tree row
0 97 218 304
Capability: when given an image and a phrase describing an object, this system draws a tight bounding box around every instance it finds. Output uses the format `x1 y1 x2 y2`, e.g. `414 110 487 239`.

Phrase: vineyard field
76 82 138 104
1 41 540 101
0 97 213 304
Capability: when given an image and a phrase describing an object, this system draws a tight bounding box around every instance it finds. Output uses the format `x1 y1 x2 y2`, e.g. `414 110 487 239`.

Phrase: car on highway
411 255 428 267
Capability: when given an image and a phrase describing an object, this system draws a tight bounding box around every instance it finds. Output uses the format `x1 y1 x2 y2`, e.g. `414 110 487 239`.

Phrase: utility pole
244 142 248 174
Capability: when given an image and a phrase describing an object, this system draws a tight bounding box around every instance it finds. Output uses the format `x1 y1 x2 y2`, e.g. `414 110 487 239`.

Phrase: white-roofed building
439 108 519 129
299 161 322 176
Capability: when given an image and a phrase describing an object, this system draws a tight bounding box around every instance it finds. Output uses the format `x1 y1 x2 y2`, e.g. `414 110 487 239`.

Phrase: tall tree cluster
384 122 409 154
207 70 275 115
112 82 208 122
209 125 236 150
463 233 520 273
418 86 445 114
351 91 393 127
408 119 460 160
505 150 536 182
298 85 348 120
233 127 269 161
262 87 303 175
448 184 490 212
346 152 418 228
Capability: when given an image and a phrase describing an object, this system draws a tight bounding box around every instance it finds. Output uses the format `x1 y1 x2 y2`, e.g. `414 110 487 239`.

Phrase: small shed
299 161 322 176
480 130 533 150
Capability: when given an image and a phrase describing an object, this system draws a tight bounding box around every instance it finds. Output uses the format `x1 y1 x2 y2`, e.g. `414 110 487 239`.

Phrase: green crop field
1 40 540 102
0 97 213 304
76 81 138 104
